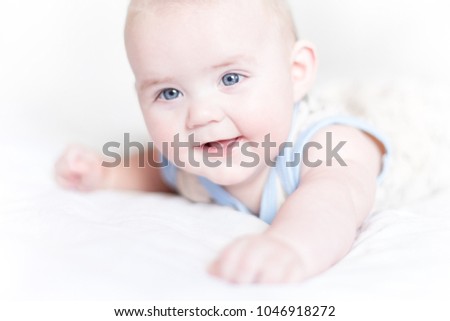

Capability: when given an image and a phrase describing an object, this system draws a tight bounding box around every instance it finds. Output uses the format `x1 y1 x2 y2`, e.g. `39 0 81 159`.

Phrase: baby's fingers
54 145 103 191
209 237 271 284
54 154 83 189
256 251 297 284
208 237 249 279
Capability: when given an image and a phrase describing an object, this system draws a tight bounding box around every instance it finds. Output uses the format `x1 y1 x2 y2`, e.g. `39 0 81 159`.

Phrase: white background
0 0 449 144
291 0 450 83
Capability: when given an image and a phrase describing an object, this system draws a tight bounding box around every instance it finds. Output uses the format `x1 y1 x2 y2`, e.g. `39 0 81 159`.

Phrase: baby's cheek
144 114 176 141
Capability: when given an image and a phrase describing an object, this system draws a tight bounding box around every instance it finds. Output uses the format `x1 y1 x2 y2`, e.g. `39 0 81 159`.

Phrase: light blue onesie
161 101 391 224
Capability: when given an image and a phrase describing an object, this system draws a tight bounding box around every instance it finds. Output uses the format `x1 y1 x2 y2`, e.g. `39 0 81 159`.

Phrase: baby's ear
290 41 318 102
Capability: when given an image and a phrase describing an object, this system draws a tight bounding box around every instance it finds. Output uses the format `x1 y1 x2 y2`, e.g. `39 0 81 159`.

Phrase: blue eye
158 88 182 100
222 73 242 86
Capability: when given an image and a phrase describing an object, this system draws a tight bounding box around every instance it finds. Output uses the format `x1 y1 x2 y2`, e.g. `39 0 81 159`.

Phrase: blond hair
126 0 298 42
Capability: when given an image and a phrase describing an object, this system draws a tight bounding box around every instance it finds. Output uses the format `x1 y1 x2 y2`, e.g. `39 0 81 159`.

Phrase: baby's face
126 0 299 185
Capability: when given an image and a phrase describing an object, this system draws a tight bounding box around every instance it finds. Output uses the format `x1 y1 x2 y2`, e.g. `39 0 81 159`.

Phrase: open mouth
199 136 242 154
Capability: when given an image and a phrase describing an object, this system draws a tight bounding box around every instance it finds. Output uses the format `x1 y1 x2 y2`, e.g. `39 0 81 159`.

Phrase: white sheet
1 128 450 301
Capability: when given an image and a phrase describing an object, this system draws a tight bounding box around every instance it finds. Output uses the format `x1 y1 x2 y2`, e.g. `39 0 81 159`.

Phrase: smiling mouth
198 136 242 154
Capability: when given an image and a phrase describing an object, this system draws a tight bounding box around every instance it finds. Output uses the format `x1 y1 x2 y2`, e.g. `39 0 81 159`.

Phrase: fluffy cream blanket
313 79 450 209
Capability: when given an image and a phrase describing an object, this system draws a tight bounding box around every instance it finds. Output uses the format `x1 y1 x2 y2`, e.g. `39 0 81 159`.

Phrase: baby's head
127 0 299 44
124 0 317 185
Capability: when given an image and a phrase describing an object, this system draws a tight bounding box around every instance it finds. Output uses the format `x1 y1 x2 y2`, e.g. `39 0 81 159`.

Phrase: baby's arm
55 145 172 193
209 125 383 283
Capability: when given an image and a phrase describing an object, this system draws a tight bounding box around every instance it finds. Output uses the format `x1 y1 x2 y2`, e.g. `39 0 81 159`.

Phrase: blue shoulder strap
258 111 392 224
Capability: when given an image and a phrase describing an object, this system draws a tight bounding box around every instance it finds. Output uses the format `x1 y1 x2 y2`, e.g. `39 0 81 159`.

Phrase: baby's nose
186 101 225 129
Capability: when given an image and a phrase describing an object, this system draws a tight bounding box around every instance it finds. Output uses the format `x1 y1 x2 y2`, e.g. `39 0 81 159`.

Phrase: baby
55 0 389 284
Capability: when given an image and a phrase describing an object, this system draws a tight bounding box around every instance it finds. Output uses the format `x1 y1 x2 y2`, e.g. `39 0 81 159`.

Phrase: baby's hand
54 145 107 192
208 233 307 284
